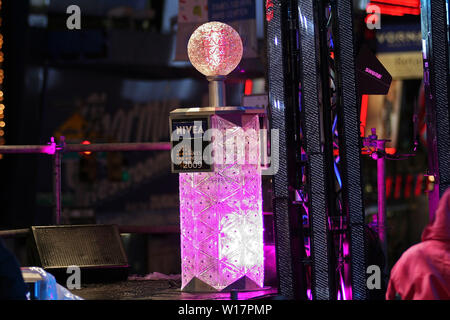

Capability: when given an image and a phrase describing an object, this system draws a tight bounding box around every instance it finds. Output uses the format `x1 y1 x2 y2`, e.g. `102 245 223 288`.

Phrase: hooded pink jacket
386 188 450 300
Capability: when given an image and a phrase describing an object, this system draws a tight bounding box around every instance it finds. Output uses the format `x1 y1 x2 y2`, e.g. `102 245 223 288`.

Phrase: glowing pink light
340 273 347 300
179 115 264 291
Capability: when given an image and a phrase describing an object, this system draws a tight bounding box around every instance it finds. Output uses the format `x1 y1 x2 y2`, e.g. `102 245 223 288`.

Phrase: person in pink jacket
386 187 450 300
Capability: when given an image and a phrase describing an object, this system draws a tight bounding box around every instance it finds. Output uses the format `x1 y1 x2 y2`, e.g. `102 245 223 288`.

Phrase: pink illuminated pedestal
178 113 264 292
171 21 265 292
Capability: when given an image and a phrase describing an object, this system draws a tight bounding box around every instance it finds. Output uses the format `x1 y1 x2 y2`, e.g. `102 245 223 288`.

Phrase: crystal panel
179 114 264 290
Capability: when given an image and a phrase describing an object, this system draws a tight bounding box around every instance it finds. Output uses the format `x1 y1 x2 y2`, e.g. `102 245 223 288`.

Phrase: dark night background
0 0 431 277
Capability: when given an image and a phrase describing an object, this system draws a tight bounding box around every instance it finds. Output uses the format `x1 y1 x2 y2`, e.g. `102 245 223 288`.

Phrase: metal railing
0 136 171 225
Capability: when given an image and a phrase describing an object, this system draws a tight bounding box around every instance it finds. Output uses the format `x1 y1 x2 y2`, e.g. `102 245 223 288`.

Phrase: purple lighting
179 115 264 291
42 137 57 155
364 67 382 79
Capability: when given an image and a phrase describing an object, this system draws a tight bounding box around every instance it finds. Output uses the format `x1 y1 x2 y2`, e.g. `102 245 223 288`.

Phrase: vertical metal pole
266 0 308 299
53 139 62 225
376 138 388 271
297 0 333 300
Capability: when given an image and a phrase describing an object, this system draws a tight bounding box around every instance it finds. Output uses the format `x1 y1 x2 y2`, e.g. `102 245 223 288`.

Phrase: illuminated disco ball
187 21 243 77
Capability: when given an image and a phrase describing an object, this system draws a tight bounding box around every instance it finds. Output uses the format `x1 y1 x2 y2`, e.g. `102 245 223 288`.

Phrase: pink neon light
394 174 402 199
179 115 264 290
340 273 347 300
42 137 56 155
42 144 55 155
81 140 92 155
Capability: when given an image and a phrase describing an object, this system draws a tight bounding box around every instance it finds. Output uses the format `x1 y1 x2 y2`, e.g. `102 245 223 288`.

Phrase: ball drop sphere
187 21 243 77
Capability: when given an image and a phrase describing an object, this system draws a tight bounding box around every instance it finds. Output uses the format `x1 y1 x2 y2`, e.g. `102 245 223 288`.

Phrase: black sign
356 45 392 95
170 117 212 173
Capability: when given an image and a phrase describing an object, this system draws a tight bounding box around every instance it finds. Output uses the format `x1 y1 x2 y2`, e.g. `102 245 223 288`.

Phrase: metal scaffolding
266 0 367 300
0 138 171 225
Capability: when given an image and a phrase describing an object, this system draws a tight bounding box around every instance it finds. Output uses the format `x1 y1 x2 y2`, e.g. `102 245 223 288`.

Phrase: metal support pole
53 137 63 225
331 0 367 300
375 137 388 273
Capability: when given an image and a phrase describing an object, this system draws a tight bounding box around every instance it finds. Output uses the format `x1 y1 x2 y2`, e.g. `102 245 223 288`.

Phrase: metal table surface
71 279 277 300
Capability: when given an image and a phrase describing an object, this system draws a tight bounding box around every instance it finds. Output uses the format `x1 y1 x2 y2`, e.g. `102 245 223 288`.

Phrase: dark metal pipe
0 145 53 154
64 142 171 153
0 142 171 154
0 228 30 238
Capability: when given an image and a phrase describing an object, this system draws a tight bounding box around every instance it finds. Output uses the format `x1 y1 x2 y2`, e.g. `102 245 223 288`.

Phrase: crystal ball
187 21 243 77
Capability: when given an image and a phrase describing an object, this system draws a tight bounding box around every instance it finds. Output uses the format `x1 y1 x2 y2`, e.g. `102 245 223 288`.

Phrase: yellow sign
377 51 423 79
